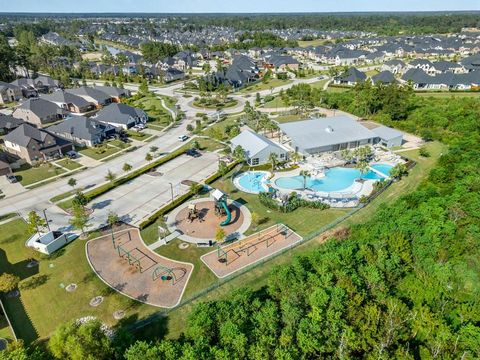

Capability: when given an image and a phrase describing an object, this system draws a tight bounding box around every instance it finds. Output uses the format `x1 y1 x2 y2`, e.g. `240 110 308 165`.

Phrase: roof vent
325 126 334 133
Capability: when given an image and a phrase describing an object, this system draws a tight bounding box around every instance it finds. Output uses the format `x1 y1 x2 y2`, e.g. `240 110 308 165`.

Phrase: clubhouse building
278 115 402 155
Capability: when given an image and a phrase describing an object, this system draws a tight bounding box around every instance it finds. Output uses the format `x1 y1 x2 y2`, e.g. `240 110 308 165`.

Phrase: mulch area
174 201 245 240
86 228 193 308
201 224 302 278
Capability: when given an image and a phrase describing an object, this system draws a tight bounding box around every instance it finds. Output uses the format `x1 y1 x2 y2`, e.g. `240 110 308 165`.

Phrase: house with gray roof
47 116 117 147
371 71 396 85
279 116 377 155
381 60 406 74
65 87 112 108
93 86 131 102
3 123 73 164
41 90 94 114
12 98 66 127
0 115 24 135
230 129 288 166
0 81 22 104
334 68 367 86
93 103 148 129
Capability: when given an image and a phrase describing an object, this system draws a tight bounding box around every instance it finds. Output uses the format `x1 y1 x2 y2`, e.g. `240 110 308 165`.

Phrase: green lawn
239 79 293 94
192 99 238 110
274 113 310 123
126 94 174 128
298 38 329 47
13 164 66 186
365 69 379 77
310 79 329 89
0 219 157 343
79 145 122 160
56 159 83 171
263 97 288 109
326 86 350 93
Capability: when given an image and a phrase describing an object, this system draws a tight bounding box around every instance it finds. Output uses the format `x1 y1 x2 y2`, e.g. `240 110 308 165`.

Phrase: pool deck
233 171 272 194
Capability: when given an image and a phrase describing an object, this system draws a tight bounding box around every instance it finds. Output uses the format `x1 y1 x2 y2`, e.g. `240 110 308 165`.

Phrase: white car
178 135 189 142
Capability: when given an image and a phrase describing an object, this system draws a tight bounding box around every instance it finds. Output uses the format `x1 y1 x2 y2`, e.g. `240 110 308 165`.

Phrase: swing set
217 224 290 265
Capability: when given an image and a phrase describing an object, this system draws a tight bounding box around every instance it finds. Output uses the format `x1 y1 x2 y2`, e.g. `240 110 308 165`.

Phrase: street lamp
168 182 174 203
42 209 51 232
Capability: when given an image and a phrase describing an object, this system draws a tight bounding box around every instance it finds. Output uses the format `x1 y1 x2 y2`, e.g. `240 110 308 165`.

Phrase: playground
201 224 302 278
86 227 193 308
166 189 251 244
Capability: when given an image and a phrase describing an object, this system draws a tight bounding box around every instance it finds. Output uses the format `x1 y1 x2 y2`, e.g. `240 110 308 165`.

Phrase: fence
129 158 416 332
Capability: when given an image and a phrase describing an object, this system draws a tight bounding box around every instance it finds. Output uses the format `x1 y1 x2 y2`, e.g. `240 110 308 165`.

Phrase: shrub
259 192 329 213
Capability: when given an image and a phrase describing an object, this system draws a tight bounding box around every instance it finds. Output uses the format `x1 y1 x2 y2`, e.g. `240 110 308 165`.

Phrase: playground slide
220 200 231 227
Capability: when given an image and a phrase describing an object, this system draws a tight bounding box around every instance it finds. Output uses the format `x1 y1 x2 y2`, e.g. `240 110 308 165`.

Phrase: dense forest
170 13 480 35
1 84 479 359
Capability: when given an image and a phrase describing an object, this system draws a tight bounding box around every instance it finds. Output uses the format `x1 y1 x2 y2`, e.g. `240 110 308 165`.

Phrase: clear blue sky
1 0 479 13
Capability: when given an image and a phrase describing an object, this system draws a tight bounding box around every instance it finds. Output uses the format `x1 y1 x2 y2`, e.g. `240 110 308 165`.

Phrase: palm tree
268 153 278 172
122 163 132 173
105 170 116 183
291 151 302 165
145 153 153 162
299 170 311 190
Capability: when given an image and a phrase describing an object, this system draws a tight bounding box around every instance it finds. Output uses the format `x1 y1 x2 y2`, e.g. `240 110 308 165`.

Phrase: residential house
407 59 436 75
10 78 38 98
65 87 112 108
41 90 94 114
371 71 396 85
0 81 22 104
164 68 186 82
381 59 407 74
3 123 73 164
334 68 367 86
0 115 24 135
48 116 117 147
93 86 131 103
263 55 300 72
230 130 289 166
12 98 65 127
94 103 148 129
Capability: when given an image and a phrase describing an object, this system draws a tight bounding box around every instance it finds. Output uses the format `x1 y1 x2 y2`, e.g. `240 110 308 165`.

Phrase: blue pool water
275 164 393 192
236 171 270 193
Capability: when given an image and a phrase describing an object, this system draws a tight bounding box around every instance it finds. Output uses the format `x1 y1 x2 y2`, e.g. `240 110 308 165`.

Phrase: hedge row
58 146 188 210
259 192 330 213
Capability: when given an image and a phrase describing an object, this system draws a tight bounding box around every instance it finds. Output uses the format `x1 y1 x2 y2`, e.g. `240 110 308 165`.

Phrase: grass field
0 220 157 343
55 159 83 171
13 164 66 186
274 113 310 123
240 79 293 94
79 145 122 160
263 97 288 108
298 38 329 47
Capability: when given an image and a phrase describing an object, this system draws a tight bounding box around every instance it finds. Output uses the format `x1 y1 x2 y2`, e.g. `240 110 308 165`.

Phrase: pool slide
220 200 231 226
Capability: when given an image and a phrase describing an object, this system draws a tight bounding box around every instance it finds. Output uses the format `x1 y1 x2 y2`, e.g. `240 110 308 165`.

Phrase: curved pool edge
233 170 272 194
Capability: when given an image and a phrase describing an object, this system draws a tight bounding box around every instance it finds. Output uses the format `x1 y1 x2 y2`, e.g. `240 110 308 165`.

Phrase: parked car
186 149 201 157
6 174 17 183
178 135 189 142
66 151 78 159
133 123 146 130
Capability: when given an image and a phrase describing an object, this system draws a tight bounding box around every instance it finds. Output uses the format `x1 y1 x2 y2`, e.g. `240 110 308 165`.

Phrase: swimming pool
275 164 393 193
234 171 271 194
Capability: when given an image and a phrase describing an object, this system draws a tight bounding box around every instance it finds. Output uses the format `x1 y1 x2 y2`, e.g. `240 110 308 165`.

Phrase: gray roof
93 86 130 98
4 123 49 147
41 90 92 108
48 116 111 142
94 103 146 126
65 87 111 103
371 71 396 85
0 115 24 131
335 68 367 83
279 116 377 150
230 130 285 158
13 98 63 118
371 126 403 141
